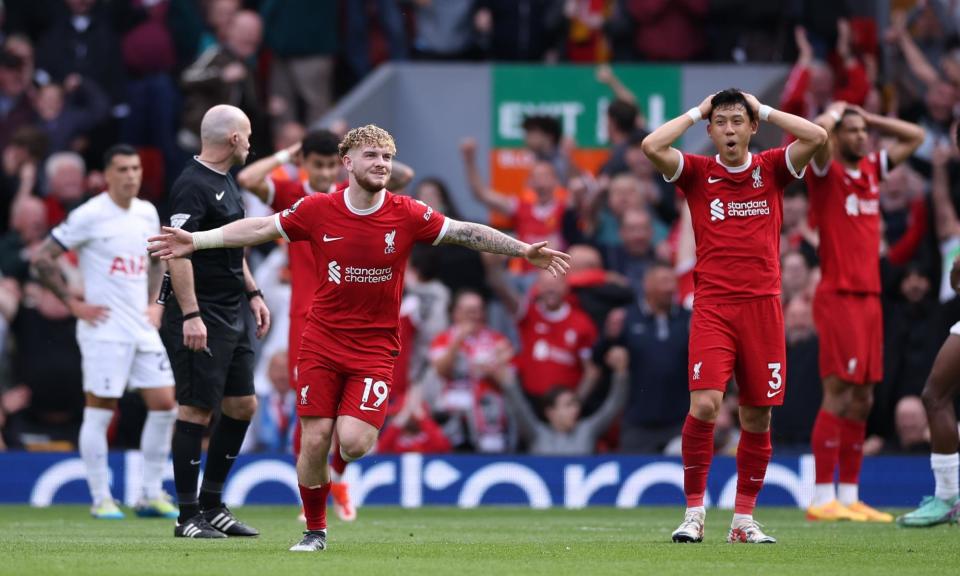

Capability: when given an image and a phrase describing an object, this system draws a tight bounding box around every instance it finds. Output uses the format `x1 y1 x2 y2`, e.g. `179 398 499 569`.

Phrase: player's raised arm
742 92 828 172
439 218 571 278
852 105 926 166
811 101 848 171
641 93 714 178
236 141 301 203
148 216 282 259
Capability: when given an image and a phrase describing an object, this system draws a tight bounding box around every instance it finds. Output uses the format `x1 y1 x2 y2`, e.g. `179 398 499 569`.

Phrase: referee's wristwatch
245 289 264 301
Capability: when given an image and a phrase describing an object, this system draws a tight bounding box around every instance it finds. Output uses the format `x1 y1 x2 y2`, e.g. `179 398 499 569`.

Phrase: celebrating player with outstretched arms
642 89 827 544
149 125 571 552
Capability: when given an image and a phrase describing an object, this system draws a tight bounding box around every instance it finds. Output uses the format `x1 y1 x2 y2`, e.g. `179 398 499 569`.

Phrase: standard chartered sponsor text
345 266 394 283
727 199 770 218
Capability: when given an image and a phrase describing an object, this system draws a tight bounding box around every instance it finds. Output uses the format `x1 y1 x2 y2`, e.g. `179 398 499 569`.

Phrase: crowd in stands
0 1 956 458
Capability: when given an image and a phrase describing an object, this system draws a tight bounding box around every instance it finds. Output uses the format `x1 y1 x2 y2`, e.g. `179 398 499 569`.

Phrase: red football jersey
515 301 597 397
806 151 886 294
667 147 802 304
274 189 448 359
268 179 334 316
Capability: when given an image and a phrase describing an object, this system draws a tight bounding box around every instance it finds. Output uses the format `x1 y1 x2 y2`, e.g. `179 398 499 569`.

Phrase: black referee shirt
163 157 246 331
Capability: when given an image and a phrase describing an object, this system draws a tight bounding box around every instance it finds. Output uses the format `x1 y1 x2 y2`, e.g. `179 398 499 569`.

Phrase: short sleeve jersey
275 189 448 358
515 301 597 397
666 146 803 304
51 193 163 348
166 158 246 327
806 150 886 294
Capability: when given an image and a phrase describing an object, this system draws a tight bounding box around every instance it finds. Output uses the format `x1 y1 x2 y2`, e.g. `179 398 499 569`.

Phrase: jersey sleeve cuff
663 150 684 183
49 230 70 252
431 217 451 246
273 213 291 242
785 141 807 179
809 156 830 177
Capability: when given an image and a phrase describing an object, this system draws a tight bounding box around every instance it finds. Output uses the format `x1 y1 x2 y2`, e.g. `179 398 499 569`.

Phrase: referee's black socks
173 419 205 523
199 414 251 511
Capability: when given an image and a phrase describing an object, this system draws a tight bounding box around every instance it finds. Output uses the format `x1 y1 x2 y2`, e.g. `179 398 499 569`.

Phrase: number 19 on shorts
360 377 388 411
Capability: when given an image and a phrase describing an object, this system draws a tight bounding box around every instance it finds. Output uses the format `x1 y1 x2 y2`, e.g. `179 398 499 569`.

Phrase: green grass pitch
0 506 955 576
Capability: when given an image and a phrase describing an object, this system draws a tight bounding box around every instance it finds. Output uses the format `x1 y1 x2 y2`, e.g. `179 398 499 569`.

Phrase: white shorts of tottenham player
80 339 174 399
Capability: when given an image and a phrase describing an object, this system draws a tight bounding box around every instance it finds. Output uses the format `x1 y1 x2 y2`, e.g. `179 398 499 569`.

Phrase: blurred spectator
413 177 487 296
0 127 45 235
491 343 627 455
33 74 110 154
485 259 599 400
624 0 707 62
42 152 87 228
462 138 567 260
429 289 513 453
377 400 452 454
563 0 612 63
399 246 451 402
344 0 408 83
34 0 127 113
594 173 667 249
876 265 939 443
0 47 36 151
3 34 35 89
522 114 572 182
781 250 813 303
894 395 930 453
0 196 48 281
781 184 817 262
474 0 566 62
565 244 634 329
411 0 480 60
931 144 960 303
773 295 821 447
249 350 296 453
599 98 640 176
167 0 239 68
178 10 266 153
251 244 290 397
612 261 689 453
881 162 928 267
623 131 677 225
602 207 656 297
261 0 337 130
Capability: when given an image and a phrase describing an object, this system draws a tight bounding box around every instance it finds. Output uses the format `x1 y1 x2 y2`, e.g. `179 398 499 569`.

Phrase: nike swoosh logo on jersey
767 389 783 398
216 191 225 201
323 235 344 242
190 459 201 465
225 454 238 460
359 404 379 412
707 176 723 183
749 476 764 482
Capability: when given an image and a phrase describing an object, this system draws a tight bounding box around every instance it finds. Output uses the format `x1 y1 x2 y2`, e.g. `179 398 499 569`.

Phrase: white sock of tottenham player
80 407 115 505
931 453 960 502
141 409 177 501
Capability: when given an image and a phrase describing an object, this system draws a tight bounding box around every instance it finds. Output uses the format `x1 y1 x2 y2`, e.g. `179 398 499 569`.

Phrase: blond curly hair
338 124 397 158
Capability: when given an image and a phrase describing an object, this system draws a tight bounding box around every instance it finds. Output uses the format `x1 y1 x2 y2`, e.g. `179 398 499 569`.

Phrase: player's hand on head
182 316 207 351
147 227 196 260
741 92 761 116
698 93 715 118
827 101 848 117
523 241 572 278
67 296 110 325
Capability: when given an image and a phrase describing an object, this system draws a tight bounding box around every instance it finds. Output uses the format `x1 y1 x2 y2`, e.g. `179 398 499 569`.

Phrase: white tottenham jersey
51 193 164 348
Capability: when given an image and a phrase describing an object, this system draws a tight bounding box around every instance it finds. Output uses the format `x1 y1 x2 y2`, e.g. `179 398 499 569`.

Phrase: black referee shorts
160 327 255 410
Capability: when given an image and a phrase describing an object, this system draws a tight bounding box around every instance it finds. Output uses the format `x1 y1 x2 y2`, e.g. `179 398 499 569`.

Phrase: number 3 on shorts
767 363 782 390
361 377 388 409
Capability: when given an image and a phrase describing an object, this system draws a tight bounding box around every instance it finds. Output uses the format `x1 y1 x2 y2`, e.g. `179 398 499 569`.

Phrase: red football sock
330 441 348 477
681 414 715 507
299 483 331 532
734 429 772 515
811 409 841 484
838 417 867 485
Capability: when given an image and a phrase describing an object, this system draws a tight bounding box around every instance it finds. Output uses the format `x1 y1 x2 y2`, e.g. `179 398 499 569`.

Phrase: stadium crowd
0 0 955 460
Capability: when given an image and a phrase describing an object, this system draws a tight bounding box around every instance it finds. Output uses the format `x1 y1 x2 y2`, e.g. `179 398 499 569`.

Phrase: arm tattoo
31 239 71 303
441 220 527 256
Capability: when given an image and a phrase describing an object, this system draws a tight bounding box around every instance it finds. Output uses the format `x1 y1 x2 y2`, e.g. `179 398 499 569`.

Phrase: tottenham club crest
384 229 396 254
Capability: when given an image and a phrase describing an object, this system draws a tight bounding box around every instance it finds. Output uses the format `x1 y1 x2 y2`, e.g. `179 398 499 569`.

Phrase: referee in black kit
161 104 270 539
